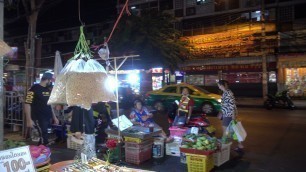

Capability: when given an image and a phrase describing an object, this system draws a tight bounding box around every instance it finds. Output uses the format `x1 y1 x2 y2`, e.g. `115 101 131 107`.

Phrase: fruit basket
180 134 217 156
186 153 214 172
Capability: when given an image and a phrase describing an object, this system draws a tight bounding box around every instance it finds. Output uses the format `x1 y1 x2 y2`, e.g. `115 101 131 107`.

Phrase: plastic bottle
152 137 165 158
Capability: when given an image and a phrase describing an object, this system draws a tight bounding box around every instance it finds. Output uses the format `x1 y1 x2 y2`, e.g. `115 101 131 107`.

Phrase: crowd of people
24 72 244 155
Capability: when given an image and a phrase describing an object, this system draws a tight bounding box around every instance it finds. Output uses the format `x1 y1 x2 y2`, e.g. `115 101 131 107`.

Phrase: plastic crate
125 144 152 165
169 127 188 138
125 139 153 149
166 140 181 157
213 142 232 166
67 134 83 150
186 154 214 172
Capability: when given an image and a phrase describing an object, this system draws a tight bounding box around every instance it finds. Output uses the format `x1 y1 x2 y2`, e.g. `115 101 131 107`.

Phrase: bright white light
131 6 136 9
105 76 118 92
255 11 261 13
127 73 139 84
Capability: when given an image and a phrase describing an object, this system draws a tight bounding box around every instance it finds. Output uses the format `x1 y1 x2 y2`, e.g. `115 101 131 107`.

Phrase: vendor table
49 160 154 172
106 126 162 140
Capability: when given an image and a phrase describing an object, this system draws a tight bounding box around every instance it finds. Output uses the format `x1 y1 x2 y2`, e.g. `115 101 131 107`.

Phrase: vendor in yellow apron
173 88 194 126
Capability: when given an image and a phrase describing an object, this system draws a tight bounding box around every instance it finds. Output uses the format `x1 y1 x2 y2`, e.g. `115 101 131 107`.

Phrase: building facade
123 0 306 97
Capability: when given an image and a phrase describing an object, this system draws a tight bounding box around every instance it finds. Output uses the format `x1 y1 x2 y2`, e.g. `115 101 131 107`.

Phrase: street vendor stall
49 159 153 172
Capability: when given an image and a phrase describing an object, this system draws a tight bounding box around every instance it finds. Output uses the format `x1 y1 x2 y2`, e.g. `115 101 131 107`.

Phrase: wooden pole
0 0 4 150
261 0 268 99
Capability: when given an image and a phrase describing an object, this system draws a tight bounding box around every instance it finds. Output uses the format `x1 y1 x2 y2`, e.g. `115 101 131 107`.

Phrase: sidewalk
236 97 306 109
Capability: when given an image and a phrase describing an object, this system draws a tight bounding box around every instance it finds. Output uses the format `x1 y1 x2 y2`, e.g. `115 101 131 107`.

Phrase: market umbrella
53 51 63 79
0 39 12 57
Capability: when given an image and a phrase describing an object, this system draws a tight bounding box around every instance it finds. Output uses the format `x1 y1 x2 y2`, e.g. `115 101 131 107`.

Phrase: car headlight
217 99 221 103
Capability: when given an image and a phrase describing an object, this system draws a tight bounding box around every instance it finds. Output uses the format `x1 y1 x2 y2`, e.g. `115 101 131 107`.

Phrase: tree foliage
107 11 191 70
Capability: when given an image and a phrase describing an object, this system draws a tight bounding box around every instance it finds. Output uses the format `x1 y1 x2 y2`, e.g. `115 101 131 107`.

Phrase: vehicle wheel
202 102 214 115
154 101 164 112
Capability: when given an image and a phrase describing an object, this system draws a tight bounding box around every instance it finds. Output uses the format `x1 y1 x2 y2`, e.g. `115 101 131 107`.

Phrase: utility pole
0 0 4 150
261 0 268 99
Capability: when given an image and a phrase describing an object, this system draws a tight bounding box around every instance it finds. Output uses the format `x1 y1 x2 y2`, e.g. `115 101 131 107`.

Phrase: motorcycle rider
173 87 194 126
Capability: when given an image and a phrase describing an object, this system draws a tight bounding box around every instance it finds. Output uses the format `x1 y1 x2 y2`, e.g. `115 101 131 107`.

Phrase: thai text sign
0 146 36 172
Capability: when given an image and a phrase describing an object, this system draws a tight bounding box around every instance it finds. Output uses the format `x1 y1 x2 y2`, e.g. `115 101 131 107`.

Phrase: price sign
0 146 36 172
112 115 133 131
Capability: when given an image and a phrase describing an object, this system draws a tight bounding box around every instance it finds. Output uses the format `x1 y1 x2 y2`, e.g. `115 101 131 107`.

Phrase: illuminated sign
152 68 163 74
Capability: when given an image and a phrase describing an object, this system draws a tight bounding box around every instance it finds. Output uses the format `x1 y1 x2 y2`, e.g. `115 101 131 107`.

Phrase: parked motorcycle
264 90 295 110
167 102 215 136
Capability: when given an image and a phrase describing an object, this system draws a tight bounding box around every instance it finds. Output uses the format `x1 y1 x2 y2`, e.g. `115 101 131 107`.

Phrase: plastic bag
48 60 78 105
98 43 110 61
66 58 116 110
85 59 116 103
66 59 92 109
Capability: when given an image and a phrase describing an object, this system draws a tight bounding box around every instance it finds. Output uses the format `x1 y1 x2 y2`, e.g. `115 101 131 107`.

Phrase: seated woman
129 100 172 142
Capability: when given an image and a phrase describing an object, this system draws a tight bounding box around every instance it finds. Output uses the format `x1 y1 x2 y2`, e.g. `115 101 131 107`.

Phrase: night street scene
1 0 306 172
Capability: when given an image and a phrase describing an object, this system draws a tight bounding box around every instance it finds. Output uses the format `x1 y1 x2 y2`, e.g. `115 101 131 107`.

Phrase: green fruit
181 145 189 148
197 146 205 150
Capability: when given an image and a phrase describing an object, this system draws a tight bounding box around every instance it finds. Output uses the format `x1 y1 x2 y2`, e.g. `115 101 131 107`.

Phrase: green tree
107 11 191 70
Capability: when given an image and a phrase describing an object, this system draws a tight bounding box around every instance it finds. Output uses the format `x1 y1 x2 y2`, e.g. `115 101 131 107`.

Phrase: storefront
278 53 306 97
182 62 277 97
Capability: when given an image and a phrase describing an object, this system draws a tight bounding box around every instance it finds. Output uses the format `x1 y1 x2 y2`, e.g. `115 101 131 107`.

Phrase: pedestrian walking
24 72 59 145
217 80 244 154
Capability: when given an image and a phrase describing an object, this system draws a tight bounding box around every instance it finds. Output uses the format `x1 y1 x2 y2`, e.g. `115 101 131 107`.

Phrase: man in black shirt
25 72 59 145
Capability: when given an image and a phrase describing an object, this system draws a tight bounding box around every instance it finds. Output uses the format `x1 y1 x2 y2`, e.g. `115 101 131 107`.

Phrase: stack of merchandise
124 136 153 165
166 127 188 157
65 157 139 171
180 134 218 172
30 145 51 171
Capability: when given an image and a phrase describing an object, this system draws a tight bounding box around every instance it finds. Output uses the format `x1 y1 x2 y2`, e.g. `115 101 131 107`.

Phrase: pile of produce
4 140 27 149
181 134 217 151
48 26 116 109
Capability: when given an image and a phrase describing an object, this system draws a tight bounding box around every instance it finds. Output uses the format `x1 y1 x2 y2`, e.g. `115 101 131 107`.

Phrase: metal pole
261 0 268 99
0 0 4 150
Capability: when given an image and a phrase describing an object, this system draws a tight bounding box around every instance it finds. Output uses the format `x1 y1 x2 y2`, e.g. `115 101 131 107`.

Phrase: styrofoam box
213 142 232 166
166 140 181 157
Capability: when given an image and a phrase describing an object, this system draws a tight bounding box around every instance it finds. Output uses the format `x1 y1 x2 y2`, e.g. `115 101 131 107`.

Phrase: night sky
4 0 117 37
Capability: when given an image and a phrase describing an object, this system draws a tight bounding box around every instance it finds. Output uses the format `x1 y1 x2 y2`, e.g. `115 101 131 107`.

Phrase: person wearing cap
24 72 59 146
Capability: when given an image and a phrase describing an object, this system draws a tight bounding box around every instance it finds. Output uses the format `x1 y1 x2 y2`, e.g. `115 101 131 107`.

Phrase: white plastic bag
66 59 92 109
232 120 247 142
85 59 116 104
48 60 78 105
66 58 116 110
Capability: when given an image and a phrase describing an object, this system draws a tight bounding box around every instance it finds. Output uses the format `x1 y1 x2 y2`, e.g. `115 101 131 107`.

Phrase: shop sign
0 146 36 172
278 53 306 68
181 64 263 72
152 68 163 74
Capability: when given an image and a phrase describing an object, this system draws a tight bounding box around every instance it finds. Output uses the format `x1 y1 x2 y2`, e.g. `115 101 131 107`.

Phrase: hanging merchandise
48 26 116 109
48 60 77 105
98 43 110 61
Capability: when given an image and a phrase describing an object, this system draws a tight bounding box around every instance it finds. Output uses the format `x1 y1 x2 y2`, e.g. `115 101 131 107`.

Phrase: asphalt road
49 107 306 172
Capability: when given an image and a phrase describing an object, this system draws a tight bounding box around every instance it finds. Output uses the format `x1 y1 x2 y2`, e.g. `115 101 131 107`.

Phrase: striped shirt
221 89 237 118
